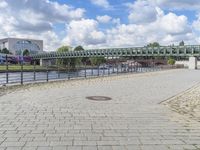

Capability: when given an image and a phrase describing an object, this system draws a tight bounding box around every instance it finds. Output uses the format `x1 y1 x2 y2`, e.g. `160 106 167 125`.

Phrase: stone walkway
1 69 200 150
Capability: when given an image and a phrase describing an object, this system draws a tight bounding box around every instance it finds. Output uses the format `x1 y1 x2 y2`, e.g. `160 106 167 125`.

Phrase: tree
179 41 184 46
147 42 160 47
89 57 106 66
23 49 30 56
1 48 10 54
74 45 84 51
56 46 70 66
74 45 90 64
70 46 84 69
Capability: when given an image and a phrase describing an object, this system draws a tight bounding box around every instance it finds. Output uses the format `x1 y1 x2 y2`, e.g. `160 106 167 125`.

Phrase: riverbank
0 68 185 96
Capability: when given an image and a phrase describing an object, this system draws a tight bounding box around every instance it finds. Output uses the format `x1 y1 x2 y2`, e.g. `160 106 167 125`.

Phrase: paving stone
1 70 200 150
67 146 82 150
22 147 37 150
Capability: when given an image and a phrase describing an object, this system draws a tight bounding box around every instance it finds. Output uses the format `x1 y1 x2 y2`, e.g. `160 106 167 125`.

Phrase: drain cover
86 96 112 101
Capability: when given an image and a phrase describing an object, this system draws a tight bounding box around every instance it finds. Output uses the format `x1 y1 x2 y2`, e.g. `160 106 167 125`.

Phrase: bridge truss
31 45 200 60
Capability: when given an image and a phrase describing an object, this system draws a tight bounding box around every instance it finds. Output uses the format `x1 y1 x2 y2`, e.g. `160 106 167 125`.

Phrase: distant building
0 38 43 55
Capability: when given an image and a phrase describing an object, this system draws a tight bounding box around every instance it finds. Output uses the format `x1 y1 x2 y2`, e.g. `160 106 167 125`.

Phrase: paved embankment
1 69 200 150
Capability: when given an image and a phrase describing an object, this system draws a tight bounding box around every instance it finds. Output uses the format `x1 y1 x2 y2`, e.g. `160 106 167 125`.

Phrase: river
0 66 158 85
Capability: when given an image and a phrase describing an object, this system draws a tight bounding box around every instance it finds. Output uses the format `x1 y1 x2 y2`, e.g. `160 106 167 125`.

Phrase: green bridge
31 45 200 60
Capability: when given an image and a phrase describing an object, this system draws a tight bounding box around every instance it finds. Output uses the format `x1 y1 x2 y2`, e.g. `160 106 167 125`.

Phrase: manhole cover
86 96 112 101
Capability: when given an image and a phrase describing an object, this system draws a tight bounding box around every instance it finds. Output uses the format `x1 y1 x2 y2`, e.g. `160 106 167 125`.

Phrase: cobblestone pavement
1 69 200 150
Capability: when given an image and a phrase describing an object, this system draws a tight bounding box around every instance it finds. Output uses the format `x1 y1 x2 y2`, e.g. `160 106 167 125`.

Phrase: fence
0 59 181 86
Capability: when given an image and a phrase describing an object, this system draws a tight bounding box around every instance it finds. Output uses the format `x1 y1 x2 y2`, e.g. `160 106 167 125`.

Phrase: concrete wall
175 60 200 68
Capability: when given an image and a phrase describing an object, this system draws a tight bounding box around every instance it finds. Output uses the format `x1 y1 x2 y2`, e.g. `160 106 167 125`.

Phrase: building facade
0 38 43 55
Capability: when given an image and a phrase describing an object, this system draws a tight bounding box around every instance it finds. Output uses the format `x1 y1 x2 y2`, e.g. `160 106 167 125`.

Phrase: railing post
21 62 23 85
128 62 129 73
112 57 114 74
91 65 94 76
131 62 133 73
121 63 122 74
68 60 70 80
103 64 105 76
108 63 110 76
136 62 138 72
6 55 8 84
117 63 118 74
98 65 100 76
57 61 60 79
33 61 36 81
84 62 87 78
46 65 49 82
107 56 110 76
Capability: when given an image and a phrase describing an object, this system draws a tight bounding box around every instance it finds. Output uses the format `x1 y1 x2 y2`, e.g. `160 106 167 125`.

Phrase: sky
0 0 200 51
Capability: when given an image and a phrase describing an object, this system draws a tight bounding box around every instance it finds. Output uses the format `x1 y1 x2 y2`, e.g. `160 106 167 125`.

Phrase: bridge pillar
189 57 197 69
40 59 51 66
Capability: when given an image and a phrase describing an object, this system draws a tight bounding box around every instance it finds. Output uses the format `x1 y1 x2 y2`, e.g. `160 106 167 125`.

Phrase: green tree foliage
56 46 70 66
74 45 91 64
147 42 160 47
23 49 30 56
74 45 84 51
179 41 184 46
70 46 84 69
167 58 175 65
89 57 106 66
1 48 10 54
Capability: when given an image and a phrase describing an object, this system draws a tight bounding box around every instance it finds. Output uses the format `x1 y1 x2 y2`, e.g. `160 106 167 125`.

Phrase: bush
168 58 175 65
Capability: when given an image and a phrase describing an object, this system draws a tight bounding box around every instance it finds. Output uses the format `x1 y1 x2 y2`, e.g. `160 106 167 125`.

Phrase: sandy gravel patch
162 84 200 122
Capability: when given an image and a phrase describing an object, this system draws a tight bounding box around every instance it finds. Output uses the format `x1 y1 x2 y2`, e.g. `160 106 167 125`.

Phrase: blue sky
0 0 200 51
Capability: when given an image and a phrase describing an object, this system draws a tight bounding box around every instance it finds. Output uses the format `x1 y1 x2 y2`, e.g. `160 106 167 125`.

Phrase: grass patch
0 65 46 72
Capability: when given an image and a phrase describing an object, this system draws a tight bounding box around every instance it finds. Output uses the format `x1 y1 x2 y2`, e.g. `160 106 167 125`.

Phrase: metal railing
0 61 181 86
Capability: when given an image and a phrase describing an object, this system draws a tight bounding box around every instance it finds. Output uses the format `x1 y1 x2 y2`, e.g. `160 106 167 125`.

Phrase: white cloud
63 19 106 47
151 0 200 10
0 0 199 50
0 0 85 51
158 13 191 35
127 1 158 24
105 10 193 46
96 15 112 23
0 0 7 8
90 0 111 9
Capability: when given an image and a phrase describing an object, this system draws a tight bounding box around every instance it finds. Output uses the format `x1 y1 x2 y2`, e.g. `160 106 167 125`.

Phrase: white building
0 38 43 55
